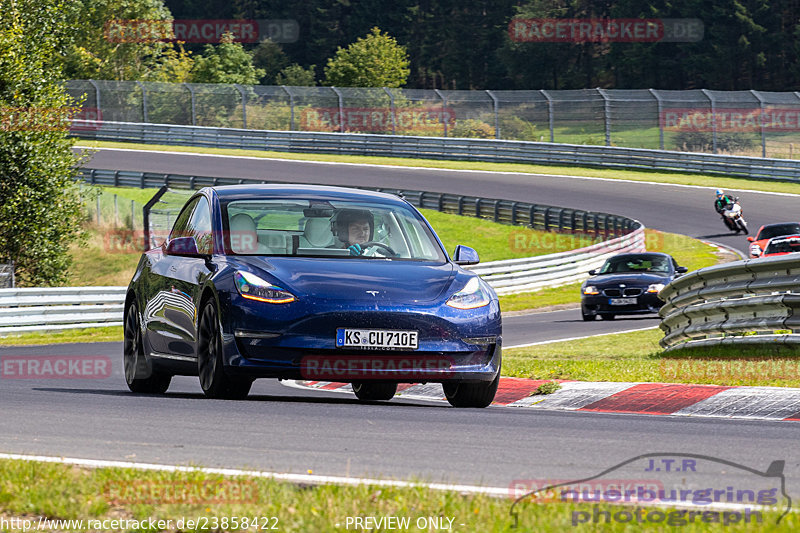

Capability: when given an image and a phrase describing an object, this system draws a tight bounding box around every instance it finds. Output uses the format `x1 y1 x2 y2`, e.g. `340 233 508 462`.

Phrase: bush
450 119 496 138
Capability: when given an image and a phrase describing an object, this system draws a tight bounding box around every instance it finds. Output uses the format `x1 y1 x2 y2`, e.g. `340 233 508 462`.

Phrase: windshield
758 224 800 240
221 198 446 261
765 236 800 255
599 254 671 274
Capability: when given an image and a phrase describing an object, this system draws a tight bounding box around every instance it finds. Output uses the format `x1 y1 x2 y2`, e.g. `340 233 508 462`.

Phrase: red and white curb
288 379 800 421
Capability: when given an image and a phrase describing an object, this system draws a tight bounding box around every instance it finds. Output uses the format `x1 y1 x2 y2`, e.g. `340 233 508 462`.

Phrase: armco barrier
0 167 644 332
0 287 126 334
72 120 800 181
658 254 800 350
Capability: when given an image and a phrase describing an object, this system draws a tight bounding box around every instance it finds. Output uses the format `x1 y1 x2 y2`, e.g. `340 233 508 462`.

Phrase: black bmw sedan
580 253 687 321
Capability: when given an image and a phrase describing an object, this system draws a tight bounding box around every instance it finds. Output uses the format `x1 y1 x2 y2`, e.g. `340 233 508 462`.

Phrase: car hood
588 272 672 286
236 257 457 303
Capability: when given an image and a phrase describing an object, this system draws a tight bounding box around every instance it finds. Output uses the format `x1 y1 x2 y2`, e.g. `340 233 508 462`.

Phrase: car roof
207 184 408 204
606 252 673 260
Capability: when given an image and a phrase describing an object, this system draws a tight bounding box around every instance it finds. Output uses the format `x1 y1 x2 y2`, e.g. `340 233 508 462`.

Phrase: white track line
505 326 658 349
76 146 800 198
0 452 509 497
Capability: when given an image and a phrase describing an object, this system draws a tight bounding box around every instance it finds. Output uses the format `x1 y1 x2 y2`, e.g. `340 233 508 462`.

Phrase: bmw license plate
336 328 418 350
609 297 638 306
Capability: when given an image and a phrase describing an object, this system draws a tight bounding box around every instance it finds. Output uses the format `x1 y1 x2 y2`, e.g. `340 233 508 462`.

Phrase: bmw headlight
234 271 296 304
647 283 665 293
446 277 490 309
583 285 600 295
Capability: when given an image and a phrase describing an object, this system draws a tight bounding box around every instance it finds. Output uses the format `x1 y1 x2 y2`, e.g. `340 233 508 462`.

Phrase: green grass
0 458 792 532
77 139 800 195
0 326 122 346
504 328 800 387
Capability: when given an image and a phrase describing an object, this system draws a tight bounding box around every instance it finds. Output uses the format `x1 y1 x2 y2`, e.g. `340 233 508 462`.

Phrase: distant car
580 253 688 321
124 184 502 408
748 222 800 257
761 234 800 257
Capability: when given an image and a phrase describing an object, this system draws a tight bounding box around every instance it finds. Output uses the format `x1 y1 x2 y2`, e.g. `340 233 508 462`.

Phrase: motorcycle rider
714 189 738 231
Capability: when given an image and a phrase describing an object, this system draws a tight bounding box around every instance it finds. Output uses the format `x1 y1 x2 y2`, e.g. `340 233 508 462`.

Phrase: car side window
169 197 200 241
188 197 213 255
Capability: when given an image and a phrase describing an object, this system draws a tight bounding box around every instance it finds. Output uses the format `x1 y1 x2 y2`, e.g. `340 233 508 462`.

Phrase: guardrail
658 254 800 350
468 228 645 295
73 120 800 181
0 287 126 334
0 168 642 333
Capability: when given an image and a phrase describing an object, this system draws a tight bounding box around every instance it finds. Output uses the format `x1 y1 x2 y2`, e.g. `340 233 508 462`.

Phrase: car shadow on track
31 387 448 408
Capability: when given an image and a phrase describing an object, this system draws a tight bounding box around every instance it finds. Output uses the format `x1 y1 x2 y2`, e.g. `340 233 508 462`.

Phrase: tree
252 39 289 84
324 27 410 87
275 64 317 86
190 32 266 84
0 0 87 286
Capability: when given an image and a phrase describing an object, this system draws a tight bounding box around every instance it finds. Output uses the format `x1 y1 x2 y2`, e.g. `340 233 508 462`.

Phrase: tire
197 300 253 400
581 306 596 321
352 381 397 401
443 371 500 408
738 219 749 235
601 314 615 321
123 302 171 394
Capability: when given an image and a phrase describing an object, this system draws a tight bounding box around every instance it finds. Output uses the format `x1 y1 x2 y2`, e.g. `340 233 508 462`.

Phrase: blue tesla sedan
124 185 502 407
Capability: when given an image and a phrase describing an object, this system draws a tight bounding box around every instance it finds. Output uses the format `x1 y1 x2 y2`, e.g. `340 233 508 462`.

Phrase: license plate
609 297 638 306
336 328 419 349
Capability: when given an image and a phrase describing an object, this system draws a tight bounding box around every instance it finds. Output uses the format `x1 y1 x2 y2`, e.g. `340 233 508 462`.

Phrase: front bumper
581 292 663 316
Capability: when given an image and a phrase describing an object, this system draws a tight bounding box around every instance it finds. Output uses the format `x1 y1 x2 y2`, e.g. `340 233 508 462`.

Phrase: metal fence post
486 90 500 139
88 79 101 118
134 81 148 123
383 87 396 135
597 88 611 146
751 90 767 158
281 85 295 130
701 89 717 154
331 87 344 133
184 83 196 126
234 84 247 129
434 89 448 137
649 89 664 150
541 90 555 142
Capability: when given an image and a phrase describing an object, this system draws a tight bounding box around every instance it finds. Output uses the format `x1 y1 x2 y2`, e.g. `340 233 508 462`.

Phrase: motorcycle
721 198 748 234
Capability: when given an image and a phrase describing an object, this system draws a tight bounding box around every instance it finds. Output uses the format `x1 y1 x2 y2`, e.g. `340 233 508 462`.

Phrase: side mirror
166 236 203 257
747 237 754 242
588 269 597 276
676 266 688 274
453 245 479 265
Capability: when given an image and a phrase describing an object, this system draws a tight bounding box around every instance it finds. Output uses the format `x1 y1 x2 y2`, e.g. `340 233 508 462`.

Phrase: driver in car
331 208 374 256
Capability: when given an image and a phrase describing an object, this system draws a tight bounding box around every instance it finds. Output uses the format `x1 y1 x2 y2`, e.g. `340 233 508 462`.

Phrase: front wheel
197 300 253 400
581 306 596 321
352 382 397 401
443 371 500 408
737 218 749 235
123 302 171 394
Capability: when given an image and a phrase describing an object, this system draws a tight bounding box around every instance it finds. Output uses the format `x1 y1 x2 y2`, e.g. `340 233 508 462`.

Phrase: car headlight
750 245 762 257
446 277 490 309
234 271 296 304
583 285 600 295
647 283 665 293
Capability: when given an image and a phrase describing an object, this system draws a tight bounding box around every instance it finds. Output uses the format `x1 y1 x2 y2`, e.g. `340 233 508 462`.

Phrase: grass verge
0 458 792 532
0 326 122 346
504 328 800 387
77 140 800 195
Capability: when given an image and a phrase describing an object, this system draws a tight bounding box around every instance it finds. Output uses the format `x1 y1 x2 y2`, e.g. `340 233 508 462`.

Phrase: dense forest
60 0 800 90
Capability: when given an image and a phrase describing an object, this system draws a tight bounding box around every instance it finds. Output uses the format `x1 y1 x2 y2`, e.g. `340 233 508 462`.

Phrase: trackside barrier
3 169 642 333
72 120 800 182
0 287 126 334
659 254 800 350
467 228 645 295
